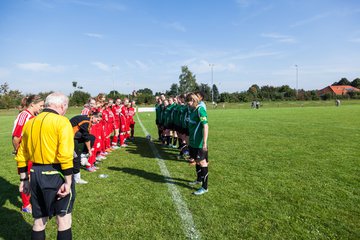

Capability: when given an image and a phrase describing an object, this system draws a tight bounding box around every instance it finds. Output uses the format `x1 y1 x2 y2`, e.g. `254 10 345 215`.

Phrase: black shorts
189 146 208 162
30 164 76 219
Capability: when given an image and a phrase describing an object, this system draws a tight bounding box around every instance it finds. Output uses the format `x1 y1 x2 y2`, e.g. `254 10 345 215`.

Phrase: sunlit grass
0 103 359 239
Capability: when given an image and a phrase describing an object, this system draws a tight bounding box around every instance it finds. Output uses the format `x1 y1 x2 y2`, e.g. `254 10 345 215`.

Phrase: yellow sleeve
57 117 75 172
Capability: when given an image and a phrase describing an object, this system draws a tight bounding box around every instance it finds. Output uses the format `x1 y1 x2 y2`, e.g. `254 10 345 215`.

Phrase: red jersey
126 107 136 124
107 107 114 124
12 110 34 138
112 105 121 121
81 107 90 116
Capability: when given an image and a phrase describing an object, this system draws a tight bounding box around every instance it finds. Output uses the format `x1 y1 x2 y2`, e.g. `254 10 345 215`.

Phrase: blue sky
0 0 359 96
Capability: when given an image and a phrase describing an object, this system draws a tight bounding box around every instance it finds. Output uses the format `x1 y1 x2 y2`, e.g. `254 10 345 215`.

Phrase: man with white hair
16 92 75 240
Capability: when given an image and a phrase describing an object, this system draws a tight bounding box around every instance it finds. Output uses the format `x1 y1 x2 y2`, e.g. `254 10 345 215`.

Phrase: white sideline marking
136 114 201 240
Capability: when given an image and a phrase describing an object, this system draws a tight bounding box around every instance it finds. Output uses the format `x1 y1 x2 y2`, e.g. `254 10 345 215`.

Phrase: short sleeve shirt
188 106 208 148
12 110 34 138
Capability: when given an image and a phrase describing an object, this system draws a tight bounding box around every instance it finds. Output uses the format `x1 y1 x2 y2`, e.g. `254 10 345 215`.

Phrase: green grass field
0 102 359 239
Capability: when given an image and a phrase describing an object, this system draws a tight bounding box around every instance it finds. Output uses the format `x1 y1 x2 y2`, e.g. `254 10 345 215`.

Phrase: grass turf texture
0 102 359 239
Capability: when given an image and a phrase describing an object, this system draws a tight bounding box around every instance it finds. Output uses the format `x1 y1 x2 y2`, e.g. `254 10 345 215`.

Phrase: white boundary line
136 114 201 240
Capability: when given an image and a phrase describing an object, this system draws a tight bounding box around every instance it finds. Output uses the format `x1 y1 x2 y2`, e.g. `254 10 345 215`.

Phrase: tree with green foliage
69 90 91 106
332 77 351 86
178 66 197 94
351 78 360 88
198 83 211 101
137 88 153 96
212 84 219 102
247 84 260 100
166 83 179 96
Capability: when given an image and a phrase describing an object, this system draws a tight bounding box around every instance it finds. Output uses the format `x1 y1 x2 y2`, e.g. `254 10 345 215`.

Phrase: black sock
201 166 208 190
166 136 171 145
158 130 162 139
31 230 45 240
196 165 202 182
57 228 72 240
173 137 177 146
161 135 165 144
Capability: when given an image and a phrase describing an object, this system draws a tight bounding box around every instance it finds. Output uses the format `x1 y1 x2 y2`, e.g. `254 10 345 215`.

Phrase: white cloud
230 51 281 60
291 12 331 28
84 33 104 39
261 33 296 43
17 62 65 72
92 62 111 71
186 60 239 74
165 22 186 32
135 60 149 70
0 67 10 78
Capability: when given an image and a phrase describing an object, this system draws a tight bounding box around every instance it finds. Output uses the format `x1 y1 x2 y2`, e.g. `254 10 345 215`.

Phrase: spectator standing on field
12 95 44 213
15 92 75 240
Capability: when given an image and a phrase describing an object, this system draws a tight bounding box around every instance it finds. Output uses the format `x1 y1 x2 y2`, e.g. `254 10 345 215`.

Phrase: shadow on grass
108 167 195 190
125 137 188 164
0 176 32 240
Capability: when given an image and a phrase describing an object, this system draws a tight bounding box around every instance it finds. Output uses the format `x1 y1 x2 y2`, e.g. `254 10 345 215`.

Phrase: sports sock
196 164 202 182
31 230 45 240
173 137 177 146
120 134 125 145
112 136 118 146
201 166 208 190
166 136 171 145
57 228 72 240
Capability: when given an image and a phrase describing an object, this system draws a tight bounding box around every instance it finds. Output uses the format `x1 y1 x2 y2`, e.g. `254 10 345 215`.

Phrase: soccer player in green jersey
186 92 209 195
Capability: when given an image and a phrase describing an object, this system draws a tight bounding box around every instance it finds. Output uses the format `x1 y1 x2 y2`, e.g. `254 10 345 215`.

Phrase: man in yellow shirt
16 92 75 240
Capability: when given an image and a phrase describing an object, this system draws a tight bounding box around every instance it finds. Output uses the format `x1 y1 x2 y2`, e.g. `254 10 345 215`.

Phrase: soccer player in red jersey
12 95 44 213
81 98 96 116
126 101 136 140
111 98 122 148
119 98 129 146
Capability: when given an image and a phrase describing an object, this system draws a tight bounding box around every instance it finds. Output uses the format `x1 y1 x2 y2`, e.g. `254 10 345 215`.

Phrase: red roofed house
318 85 360 96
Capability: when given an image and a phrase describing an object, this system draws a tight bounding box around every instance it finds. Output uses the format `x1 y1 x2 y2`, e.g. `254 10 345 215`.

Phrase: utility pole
209 63 214 103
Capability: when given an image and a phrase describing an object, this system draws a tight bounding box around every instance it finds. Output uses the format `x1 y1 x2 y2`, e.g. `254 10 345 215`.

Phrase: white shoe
80 157 89 166
75 178 88 184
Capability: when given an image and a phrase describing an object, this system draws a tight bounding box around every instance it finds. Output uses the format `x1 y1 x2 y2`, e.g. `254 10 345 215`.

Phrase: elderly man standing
16 92 75 240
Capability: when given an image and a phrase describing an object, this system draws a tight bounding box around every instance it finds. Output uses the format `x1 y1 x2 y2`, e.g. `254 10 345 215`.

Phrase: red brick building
318 85 360 96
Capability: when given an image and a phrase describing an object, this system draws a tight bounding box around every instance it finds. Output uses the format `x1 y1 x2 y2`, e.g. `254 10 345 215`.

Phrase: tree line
1 68 359 109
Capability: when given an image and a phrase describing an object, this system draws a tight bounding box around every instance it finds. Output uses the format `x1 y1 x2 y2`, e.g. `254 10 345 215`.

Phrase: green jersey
188 106 208 148
155 103 162 124
180 104 189 129
172 103 182 127
164 103 175 128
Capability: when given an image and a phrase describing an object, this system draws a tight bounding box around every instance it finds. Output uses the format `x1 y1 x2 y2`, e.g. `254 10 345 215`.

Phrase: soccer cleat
21 205 32 213
80 157 89 166
86 167 96 172
75 178 88 184
111 145 120 150
120 144 128 147
188 180 202 185
193 187 208 195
